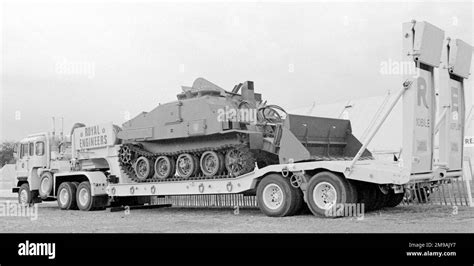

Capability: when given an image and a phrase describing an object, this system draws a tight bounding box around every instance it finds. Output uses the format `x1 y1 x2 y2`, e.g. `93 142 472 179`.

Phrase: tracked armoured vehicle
117 78 372 183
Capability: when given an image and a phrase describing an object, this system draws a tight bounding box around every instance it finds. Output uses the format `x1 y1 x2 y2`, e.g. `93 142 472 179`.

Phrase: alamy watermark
325 203 365 220
380 59 420 76
55 57 95 79
0 201 38 221
217 106 258 125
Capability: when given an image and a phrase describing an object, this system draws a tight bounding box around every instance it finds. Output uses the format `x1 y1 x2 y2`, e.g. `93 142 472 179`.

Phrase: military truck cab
12 132 71 204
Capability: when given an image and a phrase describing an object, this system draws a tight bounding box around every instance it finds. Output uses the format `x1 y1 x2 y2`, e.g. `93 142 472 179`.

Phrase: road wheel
134 156 154 181
256 174 301 217
154 156 176 179
176 153 199 178
39 172 54 200
306 172 355 217
57 182 78 210
385 190 405 207
200 151 224 177
18 183 32 205
76 181 107 211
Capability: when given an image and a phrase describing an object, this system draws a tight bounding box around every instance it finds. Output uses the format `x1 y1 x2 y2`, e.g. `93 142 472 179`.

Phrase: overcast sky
0 0 472 141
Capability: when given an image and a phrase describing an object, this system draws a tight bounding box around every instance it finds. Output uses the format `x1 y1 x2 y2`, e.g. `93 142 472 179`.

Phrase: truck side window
29 143 34 156
21 143 28 158
35 142 45 156
20 144 24 158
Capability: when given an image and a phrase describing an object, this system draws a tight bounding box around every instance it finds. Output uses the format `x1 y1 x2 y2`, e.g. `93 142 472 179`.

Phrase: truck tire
57 182 78 210
385 190 405 207
76 181 107 211
306 172 355 217
39 172 54 200
18 183 32 205
256 174 302 217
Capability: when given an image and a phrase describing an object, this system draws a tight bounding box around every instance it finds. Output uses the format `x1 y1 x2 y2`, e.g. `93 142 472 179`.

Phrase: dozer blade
276 114 372 164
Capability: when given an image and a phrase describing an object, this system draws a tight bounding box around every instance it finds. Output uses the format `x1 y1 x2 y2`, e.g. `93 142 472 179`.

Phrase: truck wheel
306 172 355 217
76 181 106 211
39 172 54 200
256 174 301 217
385 190 405 207
18 183 32 205
57 182 78 210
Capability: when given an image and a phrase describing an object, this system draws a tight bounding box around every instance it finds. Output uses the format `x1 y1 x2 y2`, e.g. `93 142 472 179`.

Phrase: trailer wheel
57 182 78 210
18 183 32 205
306 172 355 217
291 187 305 216
354 181 377 211
39 172 53 200
257 174 302 217
372 186 389 210
385 190 404 207
76 181 107 211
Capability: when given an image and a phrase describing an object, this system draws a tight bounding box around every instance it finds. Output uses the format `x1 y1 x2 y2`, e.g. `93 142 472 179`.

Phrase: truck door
16 142 29 177
29 136 48 169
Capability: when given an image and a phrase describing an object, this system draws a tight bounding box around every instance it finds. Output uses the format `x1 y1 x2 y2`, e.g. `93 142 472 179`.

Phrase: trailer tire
57 182 78 210
346 180 358 204
39 172 53 200
76 181 107 211
385 190 405 208
290 188 305 216
256 174 301 217
354 181 377 211
18 183 32 205
372 186 388 211
306 172 355 217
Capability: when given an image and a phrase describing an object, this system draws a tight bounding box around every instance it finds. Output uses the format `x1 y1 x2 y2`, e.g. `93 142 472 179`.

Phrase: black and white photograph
0 0 472 265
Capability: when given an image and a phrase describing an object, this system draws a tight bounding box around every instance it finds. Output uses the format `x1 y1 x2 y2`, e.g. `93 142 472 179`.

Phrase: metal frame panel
438 38 472 171
401 21 444 175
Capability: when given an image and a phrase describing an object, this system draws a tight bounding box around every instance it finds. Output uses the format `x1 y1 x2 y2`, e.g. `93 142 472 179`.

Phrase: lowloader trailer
12 21 472 217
